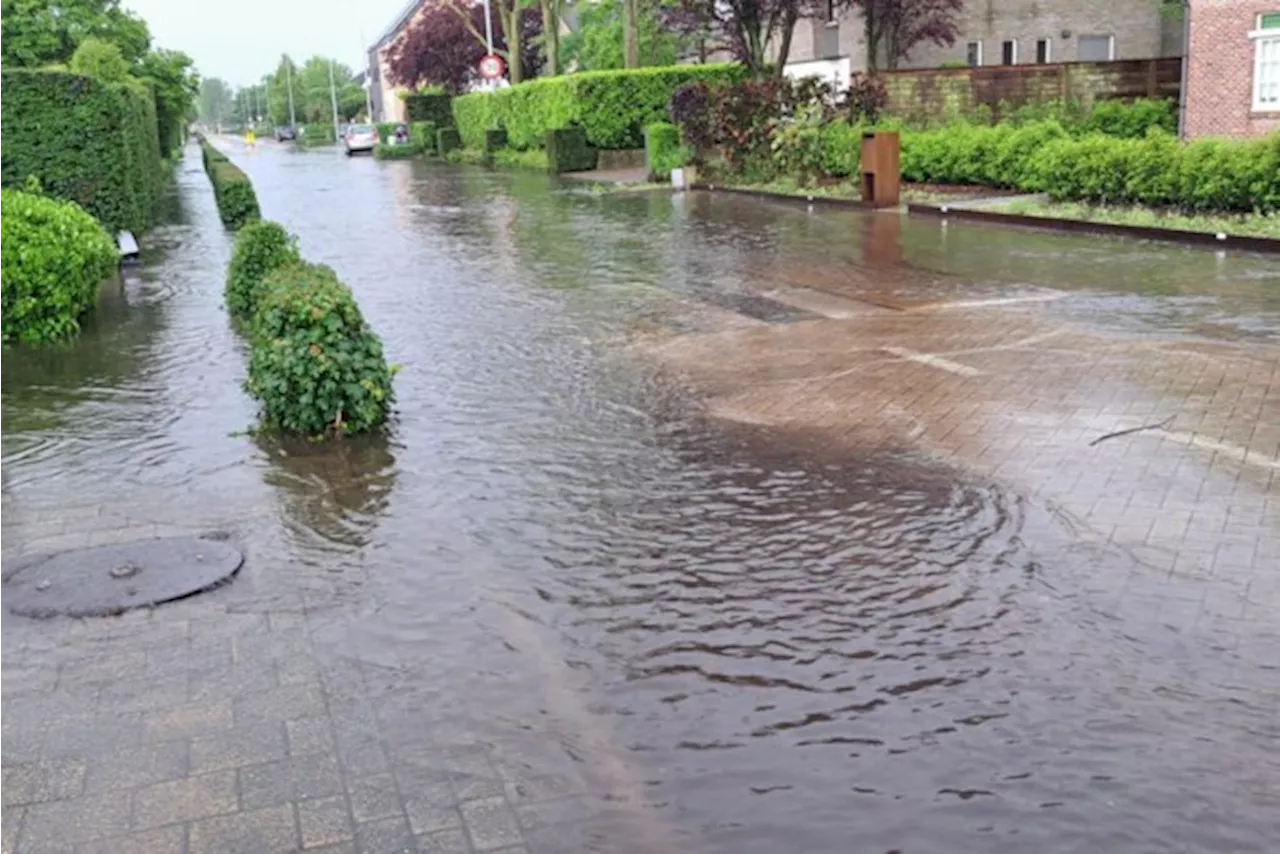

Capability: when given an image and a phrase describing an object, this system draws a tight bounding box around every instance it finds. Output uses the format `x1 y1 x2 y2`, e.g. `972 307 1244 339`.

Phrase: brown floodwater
2 142 1278 853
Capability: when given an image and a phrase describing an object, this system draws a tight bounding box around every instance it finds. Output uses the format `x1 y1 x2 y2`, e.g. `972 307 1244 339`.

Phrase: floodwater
3 142 1278 853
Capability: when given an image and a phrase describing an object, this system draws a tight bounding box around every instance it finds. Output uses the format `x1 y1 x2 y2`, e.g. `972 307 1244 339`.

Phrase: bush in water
1 189 119 345
225 220 301 321
246 262 396 437
198 138 261 229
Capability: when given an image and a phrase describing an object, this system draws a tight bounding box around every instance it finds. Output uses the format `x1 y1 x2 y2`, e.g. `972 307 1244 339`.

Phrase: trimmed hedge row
546 128 598 173
894 122 1280 212
410 121 437 151
374 143 422 159
405 92 453 127
1 69 164 233
453 64 746 151
644 122 686 180
199 139 261 229
1 189 119 346
223 222 396 437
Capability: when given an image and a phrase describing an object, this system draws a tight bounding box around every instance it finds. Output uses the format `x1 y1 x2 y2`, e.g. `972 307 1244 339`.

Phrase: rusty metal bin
860 131 901 207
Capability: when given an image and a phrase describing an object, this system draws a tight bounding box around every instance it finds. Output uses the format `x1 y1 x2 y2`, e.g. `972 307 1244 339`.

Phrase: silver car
343 124 378 155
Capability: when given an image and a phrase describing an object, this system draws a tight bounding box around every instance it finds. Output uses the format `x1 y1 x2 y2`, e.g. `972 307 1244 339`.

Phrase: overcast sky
125 0 412 86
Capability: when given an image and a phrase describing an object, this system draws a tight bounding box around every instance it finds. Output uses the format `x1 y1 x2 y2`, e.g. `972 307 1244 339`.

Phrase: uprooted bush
1 189 119 345
245 262 396 437
225 220 301 321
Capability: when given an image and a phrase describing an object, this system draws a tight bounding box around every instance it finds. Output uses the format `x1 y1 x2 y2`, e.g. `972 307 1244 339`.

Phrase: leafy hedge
1 190 119 345
644 122 686 180
376 122 400 144
245 262 395 437
437 127 462 156
199 139 261 228
546 127 598 173
410 121 437 151
1 69 163 233
226 221 301 321
405 92 453 127
894 122 1280 212
452 64 746 151
300 124 336 146
374 143 422 159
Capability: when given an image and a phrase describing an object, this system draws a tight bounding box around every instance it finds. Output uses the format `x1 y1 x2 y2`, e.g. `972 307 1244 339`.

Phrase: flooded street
3 142 1279 854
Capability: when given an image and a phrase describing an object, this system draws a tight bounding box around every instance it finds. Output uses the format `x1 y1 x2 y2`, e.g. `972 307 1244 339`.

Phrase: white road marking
912 293 1068 311
1157 431 1280 471
881 347 981 376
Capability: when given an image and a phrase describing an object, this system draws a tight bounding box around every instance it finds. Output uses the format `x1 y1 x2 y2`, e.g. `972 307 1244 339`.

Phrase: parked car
275 126 297 142
343 124 378 156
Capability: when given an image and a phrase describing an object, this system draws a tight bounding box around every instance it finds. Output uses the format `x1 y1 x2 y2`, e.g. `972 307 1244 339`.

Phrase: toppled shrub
246 262 395 437
1 189 118 345
225 220 301 320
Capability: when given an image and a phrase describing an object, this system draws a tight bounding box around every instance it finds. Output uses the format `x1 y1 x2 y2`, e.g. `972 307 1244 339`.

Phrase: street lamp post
285 59 297 127
482 0 494 54
328 59 341 143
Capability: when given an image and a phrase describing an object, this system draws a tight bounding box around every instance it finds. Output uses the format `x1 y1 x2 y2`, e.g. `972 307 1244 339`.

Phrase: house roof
372 0 426 48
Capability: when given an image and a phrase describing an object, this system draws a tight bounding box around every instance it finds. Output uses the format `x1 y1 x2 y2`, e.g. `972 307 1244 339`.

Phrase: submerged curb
906 203 1280 254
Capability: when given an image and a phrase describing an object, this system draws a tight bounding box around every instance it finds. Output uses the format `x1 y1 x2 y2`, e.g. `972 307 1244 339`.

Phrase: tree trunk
863 4 879 73
540 0 560 76
503 0 523 83
622 0 639 68
772 8 798 77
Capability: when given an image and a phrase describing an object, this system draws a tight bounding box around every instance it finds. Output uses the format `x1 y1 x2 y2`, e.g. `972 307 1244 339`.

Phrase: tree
540 0 563 76
429 0 544 84
853 0 963 72
1 0 151 68
267 55 301 126
138 48 200 155
562 0 686 70
386 1 543 92
68 36 130 82
199 77 234 128
673 0 822 78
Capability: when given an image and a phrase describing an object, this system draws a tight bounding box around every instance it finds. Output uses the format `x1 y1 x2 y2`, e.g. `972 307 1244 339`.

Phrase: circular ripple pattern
4 536 243 618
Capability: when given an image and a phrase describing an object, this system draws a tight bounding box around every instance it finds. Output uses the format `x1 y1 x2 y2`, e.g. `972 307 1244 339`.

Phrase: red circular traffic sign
479 54 506 80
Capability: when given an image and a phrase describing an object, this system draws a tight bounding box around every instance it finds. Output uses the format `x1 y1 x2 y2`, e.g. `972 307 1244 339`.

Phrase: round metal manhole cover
3 537 243 618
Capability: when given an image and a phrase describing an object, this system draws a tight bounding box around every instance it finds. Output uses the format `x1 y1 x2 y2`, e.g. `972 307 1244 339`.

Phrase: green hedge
452 64 746 151
546 127 598 173
300 124 336 146
1 69 163 233
199 139 261 228
644 122 686 180
226 220 301 321
374 143 422 159
410 121 437 151
405 92 453 126
376 122 399 144
245 262 396 437
484 128 508 163
894 121 1280 212
437 127 462 156
2 189 119 345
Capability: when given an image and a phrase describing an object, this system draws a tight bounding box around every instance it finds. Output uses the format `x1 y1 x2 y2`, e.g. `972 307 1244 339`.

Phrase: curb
906 203 1280 254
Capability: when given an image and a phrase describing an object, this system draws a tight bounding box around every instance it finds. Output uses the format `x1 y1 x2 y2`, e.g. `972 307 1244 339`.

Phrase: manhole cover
3 536 243 618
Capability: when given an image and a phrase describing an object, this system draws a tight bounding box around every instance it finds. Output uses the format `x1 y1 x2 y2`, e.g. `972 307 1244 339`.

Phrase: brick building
783 0 1182 89
1183 1 1280 137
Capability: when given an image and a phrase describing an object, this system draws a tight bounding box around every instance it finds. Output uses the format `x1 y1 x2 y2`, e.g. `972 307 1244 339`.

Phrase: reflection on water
3 144 1278 853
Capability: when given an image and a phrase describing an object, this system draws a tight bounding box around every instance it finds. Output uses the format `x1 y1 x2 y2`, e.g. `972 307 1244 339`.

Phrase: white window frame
1079 33 1115 62
1252 13 1280 112
966 41 983 66
1036 38 1051 64
1001 39 1018 65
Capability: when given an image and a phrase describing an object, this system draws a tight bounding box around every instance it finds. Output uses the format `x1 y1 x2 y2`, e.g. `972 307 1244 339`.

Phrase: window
966 41 983 66
1254 13 1280 111
1078 34 1114 62
1036 38 1051 63
825 0 837 24
1001 39 1018 65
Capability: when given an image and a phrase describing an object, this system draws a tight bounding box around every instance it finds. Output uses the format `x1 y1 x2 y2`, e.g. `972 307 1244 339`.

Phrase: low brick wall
882 59 1182 123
